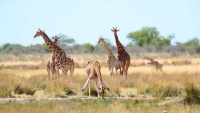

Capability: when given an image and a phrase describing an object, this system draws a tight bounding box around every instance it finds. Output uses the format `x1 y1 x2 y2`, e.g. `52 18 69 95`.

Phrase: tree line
0 27 200 57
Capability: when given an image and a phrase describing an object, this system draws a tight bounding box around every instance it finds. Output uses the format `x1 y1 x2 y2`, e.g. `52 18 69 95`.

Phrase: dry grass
2 56 200 69
0 64 199 98
0 59 200 112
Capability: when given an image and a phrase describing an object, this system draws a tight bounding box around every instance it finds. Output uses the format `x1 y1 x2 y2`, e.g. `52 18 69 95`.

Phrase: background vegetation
0 26 200 59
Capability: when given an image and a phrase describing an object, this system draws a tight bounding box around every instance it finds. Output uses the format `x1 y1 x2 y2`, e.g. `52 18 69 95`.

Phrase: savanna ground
0 54 200 113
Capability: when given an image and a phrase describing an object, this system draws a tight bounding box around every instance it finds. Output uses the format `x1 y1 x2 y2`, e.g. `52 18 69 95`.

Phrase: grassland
0 54 200 113
0 99 200 113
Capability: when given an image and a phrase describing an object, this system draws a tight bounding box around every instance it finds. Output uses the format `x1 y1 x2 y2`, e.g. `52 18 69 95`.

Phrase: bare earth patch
0 88 156 104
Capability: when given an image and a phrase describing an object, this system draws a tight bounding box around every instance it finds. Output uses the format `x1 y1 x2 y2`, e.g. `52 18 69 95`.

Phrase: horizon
0 0 200 46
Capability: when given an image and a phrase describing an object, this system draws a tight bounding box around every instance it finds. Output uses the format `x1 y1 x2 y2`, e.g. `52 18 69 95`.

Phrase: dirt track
0 96 156 104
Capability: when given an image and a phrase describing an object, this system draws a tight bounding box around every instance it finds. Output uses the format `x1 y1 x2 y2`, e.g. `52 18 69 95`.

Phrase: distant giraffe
76 60 117 98
144 57 155 70
144 57 163 71
34 29 74 80
98 36 120 76
111 27 130 79
154 61 163 71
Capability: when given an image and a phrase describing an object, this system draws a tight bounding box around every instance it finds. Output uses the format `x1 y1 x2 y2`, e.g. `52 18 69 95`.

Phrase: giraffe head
34 29 45 38
98 36 105 44
52 36 60 44
111 27 120 34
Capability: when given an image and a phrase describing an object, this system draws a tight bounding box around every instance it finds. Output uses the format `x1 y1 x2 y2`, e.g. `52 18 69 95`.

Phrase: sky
0 0 200 46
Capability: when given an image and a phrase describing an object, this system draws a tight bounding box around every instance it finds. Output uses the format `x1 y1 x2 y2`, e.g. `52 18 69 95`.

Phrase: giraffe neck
41 32 62 54
102 41 113 57
114 33 125 54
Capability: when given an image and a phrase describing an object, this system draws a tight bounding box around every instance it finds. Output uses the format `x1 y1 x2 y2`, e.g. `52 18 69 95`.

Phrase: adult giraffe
76 60 118 98
98 36 120 76
34 29 74 80
111 27 130 80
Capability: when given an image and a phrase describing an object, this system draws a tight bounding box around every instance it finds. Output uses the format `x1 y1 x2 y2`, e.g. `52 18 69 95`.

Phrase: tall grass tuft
0 73 19 97
172 59 191 65
184 84 200 104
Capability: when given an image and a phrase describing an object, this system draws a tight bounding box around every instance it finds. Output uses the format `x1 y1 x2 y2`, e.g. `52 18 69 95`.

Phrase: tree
81 43 94 53
42 43 50 52
127 27 173 47
56 34 75 46
176 38 199 46
184 38 199 46
1 43 24 51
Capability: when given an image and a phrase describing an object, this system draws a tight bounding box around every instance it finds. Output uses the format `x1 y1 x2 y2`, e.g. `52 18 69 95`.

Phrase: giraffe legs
119 60 130 87
76 76 92 98
55 66 60 80
119 61 124 76
49 62 74 81
76 76 117 98
120 61 125 76
107 60 115 76
62 68 67 80
114 59 119 76
50 61 55 80
70 65 74 80
115 60 121 76
47 61 51 80
47 60 56 80
124 59 130 79
88 80 91 98
156 64 163 72
110 68 114 76
95 79 100 97
115 67 118 76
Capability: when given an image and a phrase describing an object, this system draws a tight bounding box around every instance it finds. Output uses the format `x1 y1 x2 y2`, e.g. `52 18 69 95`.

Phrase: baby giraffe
47 36 59 80
76 60 118 99
98 36 120 76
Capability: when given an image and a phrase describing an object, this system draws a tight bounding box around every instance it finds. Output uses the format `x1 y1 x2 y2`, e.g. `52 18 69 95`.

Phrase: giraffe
76 60 118 99
34 29 74 80
47 36 59 80
146 62 155 70
144 57 163 71
98 36 121 76
47 36 74 79
144 57 155 70
111 27 130 79
63 54 74 80
154 61 163 71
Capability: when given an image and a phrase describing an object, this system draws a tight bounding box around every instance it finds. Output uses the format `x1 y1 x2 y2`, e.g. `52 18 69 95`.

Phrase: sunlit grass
0 59 200 112
2 57 200 69
0 64 199 98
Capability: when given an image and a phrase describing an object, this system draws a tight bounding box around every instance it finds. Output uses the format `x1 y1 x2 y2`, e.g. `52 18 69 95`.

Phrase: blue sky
0 0 200 46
